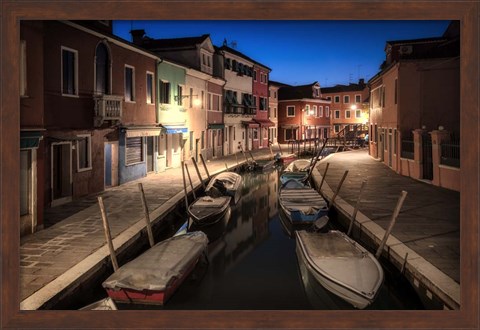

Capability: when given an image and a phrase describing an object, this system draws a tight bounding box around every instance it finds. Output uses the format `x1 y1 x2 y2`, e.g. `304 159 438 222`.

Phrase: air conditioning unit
399 45 413 55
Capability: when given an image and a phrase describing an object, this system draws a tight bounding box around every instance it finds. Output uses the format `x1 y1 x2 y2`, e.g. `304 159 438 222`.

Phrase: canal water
90 167 424 310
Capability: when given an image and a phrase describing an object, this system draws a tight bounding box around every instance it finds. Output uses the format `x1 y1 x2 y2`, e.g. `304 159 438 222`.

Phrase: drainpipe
155 57 164 124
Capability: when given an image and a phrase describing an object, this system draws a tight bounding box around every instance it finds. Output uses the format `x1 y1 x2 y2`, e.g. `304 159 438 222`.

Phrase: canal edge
311 166 460 310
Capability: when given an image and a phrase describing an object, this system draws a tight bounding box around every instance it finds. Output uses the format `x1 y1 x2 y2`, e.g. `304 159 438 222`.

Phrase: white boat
188 195 231 227
295 230 384 309
205 171 242 205
284 159 312 172
79 297 117 310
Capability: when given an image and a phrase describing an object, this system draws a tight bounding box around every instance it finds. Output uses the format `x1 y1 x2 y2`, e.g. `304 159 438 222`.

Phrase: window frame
344 95 350 104
355 94 361 103
146 71 154 104
159 80 171 104
286 105 295 117
345 110 351 119
124 64 135 102
334 95 340 103
76 134 92 172
61 46 79 97
334 110 340 119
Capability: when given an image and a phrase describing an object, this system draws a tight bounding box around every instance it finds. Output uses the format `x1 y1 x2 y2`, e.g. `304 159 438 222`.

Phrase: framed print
1 1 478 329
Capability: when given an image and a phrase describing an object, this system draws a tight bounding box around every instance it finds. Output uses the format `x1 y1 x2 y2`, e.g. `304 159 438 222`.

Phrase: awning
162 125 188 134
281 124 299 129
123 126 163 138
242 120 259 128
20 130 44 149
208 123 225 130
254 119 275 127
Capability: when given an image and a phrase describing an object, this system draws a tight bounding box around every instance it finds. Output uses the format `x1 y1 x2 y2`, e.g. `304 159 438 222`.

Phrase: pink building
252 64 273 149
368 21 460 191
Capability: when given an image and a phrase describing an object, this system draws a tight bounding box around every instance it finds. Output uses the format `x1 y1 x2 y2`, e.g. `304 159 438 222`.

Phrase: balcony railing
93 94 123 127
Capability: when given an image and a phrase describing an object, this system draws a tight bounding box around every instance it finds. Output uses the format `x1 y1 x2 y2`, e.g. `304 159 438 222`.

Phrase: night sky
113 20 451 87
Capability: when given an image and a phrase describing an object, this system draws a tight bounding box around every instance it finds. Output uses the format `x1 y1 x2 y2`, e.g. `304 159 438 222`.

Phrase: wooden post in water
269 144 274 158
199 154 210 180
375 190 408 259
98 196 119 272
191 157 206 189
184 163 196 200
328 170 349 210
318 162 330 192
137 183 155 248
347 179 367 237
181 161 190 210
248 151 255 162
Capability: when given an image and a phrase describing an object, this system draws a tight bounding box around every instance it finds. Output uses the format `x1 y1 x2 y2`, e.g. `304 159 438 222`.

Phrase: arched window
95 42 110 94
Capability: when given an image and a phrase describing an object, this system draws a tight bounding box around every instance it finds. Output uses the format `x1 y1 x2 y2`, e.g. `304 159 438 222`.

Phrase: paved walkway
20 147 277 309
20 146 460 310
314 149 460 308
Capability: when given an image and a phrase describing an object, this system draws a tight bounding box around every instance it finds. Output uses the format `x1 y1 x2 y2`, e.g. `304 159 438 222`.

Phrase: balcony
93 94 123 127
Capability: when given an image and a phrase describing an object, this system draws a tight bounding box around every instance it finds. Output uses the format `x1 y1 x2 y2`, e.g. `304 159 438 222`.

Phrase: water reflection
111 168 423 310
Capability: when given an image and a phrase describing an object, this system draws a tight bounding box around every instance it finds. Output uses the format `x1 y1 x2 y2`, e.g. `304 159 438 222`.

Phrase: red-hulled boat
102 231 208 305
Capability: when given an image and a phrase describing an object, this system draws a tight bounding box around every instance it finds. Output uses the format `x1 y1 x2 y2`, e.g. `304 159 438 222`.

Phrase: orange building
277 82 331 144
320 79 369 138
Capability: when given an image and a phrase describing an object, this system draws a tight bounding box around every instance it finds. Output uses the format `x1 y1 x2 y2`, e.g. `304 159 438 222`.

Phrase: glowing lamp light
351 104 357 110
192 98 202 107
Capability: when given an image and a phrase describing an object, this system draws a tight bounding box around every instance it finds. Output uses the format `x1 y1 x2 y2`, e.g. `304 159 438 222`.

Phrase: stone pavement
19 147 278 309
314 149 460 308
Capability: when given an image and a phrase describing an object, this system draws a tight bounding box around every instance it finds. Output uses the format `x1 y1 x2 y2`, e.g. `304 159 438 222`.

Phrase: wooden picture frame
1 1 478 328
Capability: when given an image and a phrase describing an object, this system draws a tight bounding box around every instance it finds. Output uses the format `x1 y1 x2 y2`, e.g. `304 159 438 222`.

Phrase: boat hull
295 230 384 309
188 196 231 227
105 255 200 305
205 172 242 205
102 232 208 306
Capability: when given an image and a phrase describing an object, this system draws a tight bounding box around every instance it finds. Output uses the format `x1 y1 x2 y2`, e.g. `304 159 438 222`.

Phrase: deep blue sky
113 20 451 87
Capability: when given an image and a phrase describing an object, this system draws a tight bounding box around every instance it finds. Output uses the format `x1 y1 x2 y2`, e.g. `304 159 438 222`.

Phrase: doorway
104 142 118 187
146 136 155 173
51 142 72 206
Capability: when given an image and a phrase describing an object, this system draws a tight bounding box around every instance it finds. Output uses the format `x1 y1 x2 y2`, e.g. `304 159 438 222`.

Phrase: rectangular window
208 93 212 110
355 94 361 103
305 105 310 114
287 105 295 117
124 66 135 102
146 72 153 104
260 97 267 111
20 40 27 96
253 129 258 140
274 107 277 118
356 110 362 118
177 85 183 106
319 106 323 117
334 125 340 133
325 106 330 117
344 95 350 103
159 80 170 104
345 110 351 119
313 105 317 117
77 135 92 171
334 95 340 103
334 110 340 119
126 137 144 165
61 47 78 96
253 70 257 81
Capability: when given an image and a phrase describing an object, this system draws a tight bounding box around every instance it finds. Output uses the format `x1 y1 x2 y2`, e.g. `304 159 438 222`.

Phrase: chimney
130 29 146 45
359 78 365 86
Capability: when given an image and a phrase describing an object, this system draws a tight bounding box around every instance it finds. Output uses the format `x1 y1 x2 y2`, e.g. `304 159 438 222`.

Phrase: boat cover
102 231 208 292
280 186 328 214
285 159 311 172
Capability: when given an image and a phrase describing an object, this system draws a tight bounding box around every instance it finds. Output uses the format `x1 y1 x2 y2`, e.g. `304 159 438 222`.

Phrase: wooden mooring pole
375 190 408 259
328 170 349 211
199 154 210 181
181 161 190 210
318 162 330 192
184 163 196 200
347 179 367 237
98 196 119 272
137 183 155 248
191 157 206 190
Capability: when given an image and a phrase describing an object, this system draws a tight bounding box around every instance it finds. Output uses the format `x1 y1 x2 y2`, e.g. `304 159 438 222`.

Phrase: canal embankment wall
311 150 460 310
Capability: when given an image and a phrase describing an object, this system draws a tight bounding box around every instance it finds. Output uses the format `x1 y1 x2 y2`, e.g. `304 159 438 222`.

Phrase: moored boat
252 159 276 171
102 231 209 306
275 152 297 165
205 171 242 205
278 179 328 224
295 230 384 309
188 195 231 227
